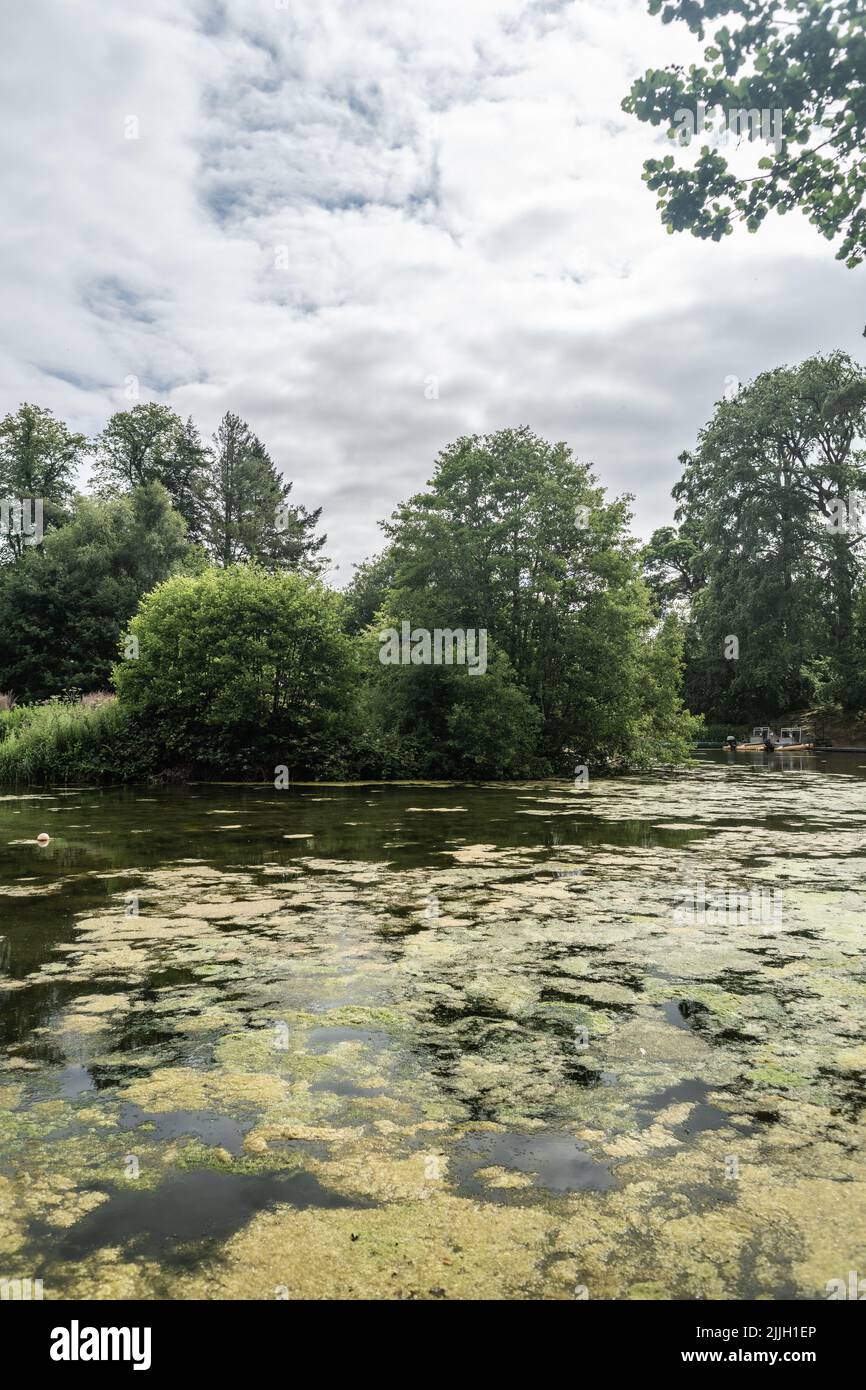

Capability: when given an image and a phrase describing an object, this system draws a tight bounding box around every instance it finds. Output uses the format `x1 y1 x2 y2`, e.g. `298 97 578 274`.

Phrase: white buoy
36 833 50 846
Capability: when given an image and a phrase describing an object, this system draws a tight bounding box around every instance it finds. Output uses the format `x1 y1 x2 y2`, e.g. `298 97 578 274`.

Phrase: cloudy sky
2 0 862 580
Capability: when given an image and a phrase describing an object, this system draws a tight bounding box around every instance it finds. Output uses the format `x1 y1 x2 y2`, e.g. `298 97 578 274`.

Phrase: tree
671 352 866 717
358 629 542 779
624 1 866 266
342 549 396 634
114 565 354 776
205 412 326 572
0 404 86 560
635 613 703 761
171 416 212 547
93 403 209 542
0 484 191 702
641 523 703 614
381 426 698 768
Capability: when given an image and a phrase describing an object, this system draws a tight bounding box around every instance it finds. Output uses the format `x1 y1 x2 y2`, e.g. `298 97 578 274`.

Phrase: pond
1 752 864 1300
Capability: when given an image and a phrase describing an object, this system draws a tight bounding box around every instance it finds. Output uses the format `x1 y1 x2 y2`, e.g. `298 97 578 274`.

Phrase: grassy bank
0 696 152 786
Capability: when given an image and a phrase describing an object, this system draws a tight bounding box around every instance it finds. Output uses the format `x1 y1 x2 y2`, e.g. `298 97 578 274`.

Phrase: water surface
1 752 864 1299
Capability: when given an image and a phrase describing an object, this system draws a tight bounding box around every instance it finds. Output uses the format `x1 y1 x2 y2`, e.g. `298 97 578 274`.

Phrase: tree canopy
653 351 866 718
375 426 700 770
93 403 210 543
206 412 325 573
0 483 190 702
0 404 87 560
624 1 866 267
0 405 702 780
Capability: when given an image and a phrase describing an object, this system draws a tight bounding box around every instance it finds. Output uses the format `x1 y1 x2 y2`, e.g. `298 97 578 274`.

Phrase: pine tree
205 412 325 572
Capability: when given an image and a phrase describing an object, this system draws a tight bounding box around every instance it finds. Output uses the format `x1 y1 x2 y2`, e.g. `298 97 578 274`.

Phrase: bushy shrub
114 565 356 778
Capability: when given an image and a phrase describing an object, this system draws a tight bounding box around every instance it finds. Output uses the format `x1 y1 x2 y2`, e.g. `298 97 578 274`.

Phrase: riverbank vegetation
8 349 866 784
0 403 701 784
643 352 866 723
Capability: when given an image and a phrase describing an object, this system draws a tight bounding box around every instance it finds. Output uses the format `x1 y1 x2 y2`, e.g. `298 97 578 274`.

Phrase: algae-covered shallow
1 753 864 1300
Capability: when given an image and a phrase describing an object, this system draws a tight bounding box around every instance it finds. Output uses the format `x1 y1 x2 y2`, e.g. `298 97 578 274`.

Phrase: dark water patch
638 1078 752 1138
141 966 200 992
660 999 711 1031
118 1104 254 1152
307 1025 390 1052
715 1026 764 1045
105 1017 182 1055
680 1182 739 1213
713 970 770 997
46 1168 372 1265
575 992 635 1014
561 1060 603 1086
526 1010 588 1042
378 920 428 940
0 980 84 1050
451 1129 616 1199
817 1067 866 1121
86 1055 179 1091
57 1064 96 1099
763 955 810 970
600 969 645 992
540 986 584 1004
427 1001 513 1028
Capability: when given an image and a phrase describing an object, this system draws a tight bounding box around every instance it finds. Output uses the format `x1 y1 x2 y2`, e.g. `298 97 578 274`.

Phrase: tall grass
0 696 151 785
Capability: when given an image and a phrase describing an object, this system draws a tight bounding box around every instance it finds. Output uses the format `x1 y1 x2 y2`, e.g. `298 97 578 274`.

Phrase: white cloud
0 0 862 581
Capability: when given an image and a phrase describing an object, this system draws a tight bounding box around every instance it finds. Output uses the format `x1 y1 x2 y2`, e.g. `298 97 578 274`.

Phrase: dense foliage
114 566 355 778
645 351 866 720
624 1 866 267
0 484 190 702
0 696 151 786
0 404 87 559
375 427 700 772
0 404 703 784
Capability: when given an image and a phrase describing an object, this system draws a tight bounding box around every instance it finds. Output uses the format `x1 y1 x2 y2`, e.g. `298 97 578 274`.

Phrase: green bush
0 704 30 742
114 565 356 778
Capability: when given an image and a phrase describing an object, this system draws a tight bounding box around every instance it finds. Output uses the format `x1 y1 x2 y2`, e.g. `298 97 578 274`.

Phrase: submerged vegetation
1 762 864 1299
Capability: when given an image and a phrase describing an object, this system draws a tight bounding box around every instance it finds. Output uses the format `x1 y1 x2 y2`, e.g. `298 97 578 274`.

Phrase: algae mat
0 755 864 1300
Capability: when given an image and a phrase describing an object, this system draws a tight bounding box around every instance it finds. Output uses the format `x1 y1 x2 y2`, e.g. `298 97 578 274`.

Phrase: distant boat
723 725 813 752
